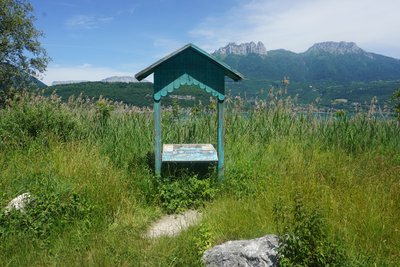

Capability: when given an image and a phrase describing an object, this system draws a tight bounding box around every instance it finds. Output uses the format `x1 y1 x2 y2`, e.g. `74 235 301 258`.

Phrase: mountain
216 41 400 82
52 80 89 86
31 76 47 88
102 76 140 83
305 41 366 55
0 63 47 88
51 76 149 86
215 41 400 108
213 41 267 57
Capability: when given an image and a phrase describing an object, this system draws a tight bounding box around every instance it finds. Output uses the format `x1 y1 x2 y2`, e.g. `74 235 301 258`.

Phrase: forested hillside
47 81 212 107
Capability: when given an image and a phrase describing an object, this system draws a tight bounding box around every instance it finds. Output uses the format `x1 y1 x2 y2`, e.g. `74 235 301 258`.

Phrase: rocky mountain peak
52 80 89 86
213 41 267 57
305 41 366 55
101 76 139 83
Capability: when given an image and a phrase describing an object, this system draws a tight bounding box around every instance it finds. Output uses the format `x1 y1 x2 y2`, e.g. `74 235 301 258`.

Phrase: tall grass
0 92 399 266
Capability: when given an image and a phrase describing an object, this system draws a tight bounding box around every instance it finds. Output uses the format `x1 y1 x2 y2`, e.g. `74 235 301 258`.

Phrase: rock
146 210 202 238
101 76 140 83
5 192 32 213
213 41 267 57
202 234 279 267
52 80 89 86
305 41 366 55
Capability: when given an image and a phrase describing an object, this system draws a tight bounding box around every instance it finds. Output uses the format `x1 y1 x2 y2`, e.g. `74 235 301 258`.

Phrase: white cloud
189 0 400 58
66 15 113 29
42 64 133 85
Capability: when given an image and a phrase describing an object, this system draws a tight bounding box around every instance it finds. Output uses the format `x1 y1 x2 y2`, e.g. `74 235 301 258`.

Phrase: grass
0 92 399 266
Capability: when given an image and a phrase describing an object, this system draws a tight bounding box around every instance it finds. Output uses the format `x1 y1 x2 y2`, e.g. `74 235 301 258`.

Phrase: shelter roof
135 43 244 82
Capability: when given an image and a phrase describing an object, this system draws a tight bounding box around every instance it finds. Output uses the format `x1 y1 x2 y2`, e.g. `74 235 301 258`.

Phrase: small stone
5 192 32 213
202 234 279 267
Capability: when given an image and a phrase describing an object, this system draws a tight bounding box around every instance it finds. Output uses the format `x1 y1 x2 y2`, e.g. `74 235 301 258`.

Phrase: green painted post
154 99 162 176
217 99 224 181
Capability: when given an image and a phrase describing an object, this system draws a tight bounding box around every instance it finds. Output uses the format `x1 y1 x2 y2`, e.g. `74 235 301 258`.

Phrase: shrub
192 223 213 257
273 195 349 267
95 98 114 127
0 92 80 148
391 89 400 121
158 176 218 214
0 191 93 242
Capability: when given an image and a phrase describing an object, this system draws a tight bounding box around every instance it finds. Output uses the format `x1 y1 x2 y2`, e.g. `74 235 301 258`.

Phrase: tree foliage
0 0 49 98
48 81 211 107
391 88 400 121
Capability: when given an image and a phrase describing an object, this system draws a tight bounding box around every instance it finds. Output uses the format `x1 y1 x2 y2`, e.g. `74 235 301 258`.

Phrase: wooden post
217 99 224 181
154 99 162 176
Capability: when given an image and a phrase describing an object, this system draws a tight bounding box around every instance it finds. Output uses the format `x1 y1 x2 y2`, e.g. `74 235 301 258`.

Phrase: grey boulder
5 192 32 213
202 234 279 267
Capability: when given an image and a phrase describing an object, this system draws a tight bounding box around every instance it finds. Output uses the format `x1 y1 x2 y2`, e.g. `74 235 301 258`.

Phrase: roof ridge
135 43 244 81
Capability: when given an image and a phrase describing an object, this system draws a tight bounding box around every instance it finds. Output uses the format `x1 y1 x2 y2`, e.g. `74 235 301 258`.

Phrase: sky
29 0 400 85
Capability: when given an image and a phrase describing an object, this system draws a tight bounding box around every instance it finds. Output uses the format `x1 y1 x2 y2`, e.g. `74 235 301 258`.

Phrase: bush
273 195 350 267
192 223 213 259
158 176 218 214
0 191 93 242
95 98 114 128
0 92 80 148
391 89 400 121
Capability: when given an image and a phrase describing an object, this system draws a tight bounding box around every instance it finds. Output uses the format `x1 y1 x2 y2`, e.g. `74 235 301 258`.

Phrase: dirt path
146 210 202 238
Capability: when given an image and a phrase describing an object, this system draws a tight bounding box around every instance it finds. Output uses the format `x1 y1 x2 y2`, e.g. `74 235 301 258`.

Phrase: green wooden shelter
135 43 243 180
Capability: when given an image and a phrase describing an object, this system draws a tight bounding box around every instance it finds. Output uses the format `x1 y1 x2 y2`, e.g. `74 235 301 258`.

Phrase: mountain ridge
304 41 367 55
101 76 140 83
213 41 267 57
215 41 400 82
214 41 398 59
52 76 149 86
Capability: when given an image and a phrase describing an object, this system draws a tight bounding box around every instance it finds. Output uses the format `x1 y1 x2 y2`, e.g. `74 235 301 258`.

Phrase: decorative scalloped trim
154 73 225 101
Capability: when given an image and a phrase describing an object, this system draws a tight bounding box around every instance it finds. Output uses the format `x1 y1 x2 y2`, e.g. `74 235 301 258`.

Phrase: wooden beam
154 100 162 176
217 99 224 181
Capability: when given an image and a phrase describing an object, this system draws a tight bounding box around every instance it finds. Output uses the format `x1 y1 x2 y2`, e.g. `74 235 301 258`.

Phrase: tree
0 0 49 105
391 89 400 122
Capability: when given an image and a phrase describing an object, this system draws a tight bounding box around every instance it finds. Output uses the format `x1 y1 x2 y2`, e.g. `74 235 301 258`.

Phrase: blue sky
30 0 400 85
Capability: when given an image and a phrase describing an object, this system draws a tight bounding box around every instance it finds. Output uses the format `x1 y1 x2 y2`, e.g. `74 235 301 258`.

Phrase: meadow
0 91 399 266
